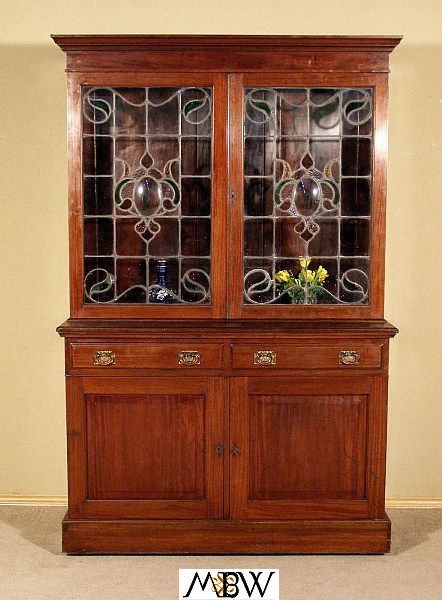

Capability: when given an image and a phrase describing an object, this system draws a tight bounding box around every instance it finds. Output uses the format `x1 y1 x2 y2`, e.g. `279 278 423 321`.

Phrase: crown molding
51 34 403 54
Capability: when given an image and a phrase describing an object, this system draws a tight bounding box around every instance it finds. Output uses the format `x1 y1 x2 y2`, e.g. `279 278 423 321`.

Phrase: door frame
66 375 225 519
67 71 229 318
229 375 388 520
227 72 388 319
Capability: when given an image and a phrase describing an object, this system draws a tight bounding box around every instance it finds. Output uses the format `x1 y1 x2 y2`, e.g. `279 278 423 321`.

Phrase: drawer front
231 343 383 370
71 343 223 370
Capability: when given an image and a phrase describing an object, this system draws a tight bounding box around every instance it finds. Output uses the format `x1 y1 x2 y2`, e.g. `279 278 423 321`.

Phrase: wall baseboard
385 497 442 508
0 495 68 506
0 495 440 508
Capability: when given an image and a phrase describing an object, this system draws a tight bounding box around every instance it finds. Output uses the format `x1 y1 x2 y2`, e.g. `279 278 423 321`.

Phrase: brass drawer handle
178 350 201 365
93 350 116 366
339 350 361 365
254 350 277 365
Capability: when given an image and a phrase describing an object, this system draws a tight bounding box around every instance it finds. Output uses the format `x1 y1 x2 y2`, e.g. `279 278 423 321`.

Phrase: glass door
228 73 387 319
71 73 227 318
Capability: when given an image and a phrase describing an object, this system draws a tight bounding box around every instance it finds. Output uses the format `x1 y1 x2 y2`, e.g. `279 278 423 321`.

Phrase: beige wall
0 1 441 499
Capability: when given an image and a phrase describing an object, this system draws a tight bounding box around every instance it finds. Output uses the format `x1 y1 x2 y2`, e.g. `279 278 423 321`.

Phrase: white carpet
0 507 440 599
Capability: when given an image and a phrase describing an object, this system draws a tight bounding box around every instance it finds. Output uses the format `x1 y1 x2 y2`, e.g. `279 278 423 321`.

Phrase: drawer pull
339 350 361 365
178 350 201 366
93 350 116 366
254 350 276 365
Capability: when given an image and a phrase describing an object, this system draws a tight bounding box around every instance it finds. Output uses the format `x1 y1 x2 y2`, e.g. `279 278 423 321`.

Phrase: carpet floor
0 507 440 599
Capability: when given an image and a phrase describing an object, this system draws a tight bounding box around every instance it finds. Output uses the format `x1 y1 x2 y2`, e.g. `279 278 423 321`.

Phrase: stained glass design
243 87 373 305
82 87 212 304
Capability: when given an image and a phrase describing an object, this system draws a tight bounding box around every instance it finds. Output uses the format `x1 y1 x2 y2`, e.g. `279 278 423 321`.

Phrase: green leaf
88 98 112 121
344 99 366 119
114 178 132 205
312 98 338 125
251 99 272 118
183 99 205 119
324 179 340 204
274 179 292 205
163 178 180 206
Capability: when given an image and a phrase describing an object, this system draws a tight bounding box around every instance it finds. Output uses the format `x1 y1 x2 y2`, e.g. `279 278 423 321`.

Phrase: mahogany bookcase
53 35 400 554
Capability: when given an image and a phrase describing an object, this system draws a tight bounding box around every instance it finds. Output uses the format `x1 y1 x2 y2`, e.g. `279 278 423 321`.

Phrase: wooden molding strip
0 495 68 506
385 497 442 508
0 495 439 507
51 35 403 54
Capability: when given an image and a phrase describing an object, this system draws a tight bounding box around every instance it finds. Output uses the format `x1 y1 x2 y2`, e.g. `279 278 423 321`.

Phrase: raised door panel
87 394 205 500
248 394 367 502
230 376 387 520
67 376 225 519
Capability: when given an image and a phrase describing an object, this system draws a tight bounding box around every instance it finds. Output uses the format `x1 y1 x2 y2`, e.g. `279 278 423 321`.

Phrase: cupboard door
71 72 227 318
67 376 225 519
228 72 388 319
230 376 387 520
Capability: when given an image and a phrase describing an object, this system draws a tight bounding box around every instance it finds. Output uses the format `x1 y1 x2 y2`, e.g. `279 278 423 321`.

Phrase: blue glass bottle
149 259 176 304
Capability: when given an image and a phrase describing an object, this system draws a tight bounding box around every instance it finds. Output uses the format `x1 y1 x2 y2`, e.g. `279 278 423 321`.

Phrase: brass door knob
254 350 277 365
93 350 116 366
339 350 361 365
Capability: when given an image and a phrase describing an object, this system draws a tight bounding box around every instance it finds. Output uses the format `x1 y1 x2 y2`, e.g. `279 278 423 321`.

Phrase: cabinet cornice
52 35 402 73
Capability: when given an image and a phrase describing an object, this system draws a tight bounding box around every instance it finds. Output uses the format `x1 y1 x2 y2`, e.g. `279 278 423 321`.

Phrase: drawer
231 343 383 370
71 343 223 370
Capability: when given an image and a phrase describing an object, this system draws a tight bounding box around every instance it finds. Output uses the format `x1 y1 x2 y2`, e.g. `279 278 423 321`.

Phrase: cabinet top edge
51 34 403 54
56 318 399 338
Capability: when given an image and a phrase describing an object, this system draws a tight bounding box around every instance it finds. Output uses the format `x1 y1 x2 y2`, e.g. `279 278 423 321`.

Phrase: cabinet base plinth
62 513 391 555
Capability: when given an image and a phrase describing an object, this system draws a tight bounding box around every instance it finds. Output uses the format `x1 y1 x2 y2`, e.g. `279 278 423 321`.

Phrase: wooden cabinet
67 376 224 520
54 35 400 554
230 376 385 520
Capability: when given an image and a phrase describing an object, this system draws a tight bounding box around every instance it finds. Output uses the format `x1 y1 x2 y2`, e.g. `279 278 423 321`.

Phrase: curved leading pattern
114 150 180 246
245 87 372 127
243 86 372 305
244 268 368 305
83 87 212 126
84 268 210 304
274 151 340 243
83 86 212 305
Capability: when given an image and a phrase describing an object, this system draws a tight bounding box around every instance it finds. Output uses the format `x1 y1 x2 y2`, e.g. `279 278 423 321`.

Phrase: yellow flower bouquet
275 257 328 304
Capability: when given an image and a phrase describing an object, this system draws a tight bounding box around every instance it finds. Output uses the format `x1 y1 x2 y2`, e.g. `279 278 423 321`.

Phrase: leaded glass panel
82 86 212 304
243 87 372 306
